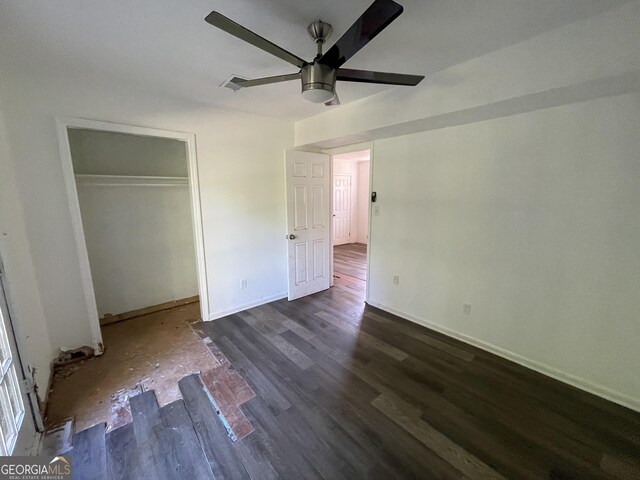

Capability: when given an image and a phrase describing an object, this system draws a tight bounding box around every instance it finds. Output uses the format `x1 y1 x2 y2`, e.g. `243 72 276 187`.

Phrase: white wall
370 92 640 409
0 107 53 433
70 129 198 317
0 64 293 395
68 128 189 177
356 161 370 244
77 181 198 317
297 2 640 410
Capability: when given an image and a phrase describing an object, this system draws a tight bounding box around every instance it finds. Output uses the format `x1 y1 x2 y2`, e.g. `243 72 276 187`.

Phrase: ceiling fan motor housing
301 63 337 103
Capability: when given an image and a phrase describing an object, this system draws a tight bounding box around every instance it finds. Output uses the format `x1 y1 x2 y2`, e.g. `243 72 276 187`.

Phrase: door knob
288 234 296 240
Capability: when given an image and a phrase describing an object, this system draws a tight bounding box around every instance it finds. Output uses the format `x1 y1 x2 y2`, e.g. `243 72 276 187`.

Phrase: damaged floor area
45 301 253 436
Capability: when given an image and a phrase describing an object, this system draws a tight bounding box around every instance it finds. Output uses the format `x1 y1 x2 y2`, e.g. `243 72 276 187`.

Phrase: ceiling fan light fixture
301 86 335 103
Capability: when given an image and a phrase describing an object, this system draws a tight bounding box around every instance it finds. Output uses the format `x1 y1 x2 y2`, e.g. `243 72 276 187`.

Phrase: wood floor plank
157 400 216 479
72 422 107 480
129 391 160 441
105 423 136 480
127 391 168 479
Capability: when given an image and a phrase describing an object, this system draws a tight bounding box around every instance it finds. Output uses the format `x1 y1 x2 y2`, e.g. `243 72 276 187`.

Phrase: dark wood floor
201 287 639 479
73 284 640 479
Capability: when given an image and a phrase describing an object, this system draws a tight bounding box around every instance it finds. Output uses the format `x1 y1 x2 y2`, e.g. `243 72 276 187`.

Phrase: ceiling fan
205 0 424 106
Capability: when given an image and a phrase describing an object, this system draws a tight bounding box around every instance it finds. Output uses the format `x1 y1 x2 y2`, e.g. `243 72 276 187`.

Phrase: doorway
331 150 370 295
57 118 209 353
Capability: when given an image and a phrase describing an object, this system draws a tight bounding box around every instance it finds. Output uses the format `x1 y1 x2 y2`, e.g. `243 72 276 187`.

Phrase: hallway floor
333 242 367 293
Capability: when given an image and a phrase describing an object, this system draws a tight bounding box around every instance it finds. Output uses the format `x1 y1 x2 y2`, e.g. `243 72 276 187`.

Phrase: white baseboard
208 293 287 321
367 300 640 413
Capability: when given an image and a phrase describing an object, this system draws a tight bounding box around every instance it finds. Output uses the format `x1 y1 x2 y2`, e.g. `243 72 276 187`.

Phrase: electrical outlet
463 303 472 315
241 279 248 289
393 275 400 285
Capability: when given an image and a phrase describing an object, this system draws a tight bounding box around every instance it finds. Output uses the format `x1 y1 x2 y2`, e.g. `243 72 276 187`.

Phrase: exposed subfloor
45 302 218 432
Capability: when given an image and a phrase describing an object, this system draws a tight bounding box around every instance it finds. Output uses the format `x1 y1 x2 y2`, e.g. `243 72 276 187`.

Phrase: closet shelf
74 174 189 187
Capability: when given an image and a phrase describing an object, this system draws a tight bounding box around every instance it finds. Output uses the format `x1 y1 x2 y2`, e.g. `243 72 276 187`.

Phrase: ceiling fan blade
337 68 424 86
325 91 340 106
318 0 403 69
205 11 307 69
234 73 301 88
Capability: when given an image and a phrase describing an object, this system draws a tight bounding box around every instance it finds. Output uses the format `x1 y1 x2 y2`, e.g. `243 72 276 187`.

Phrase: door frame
56 117 209 354
328 144 373 302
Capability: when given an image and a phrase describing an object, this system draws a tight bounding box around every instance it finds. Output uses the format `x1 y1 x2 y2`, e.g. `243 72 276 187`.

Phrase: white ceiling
0 0 630 121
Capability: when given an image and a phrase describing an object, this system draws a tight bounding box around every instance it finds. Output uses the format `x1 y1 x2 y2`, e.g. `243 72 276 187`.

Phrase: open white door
285 150 331 300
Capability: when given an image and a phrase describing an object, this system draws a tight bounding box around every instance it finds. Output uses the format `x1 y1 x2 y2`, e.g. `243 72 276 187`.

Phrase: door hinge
20 377 36 395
